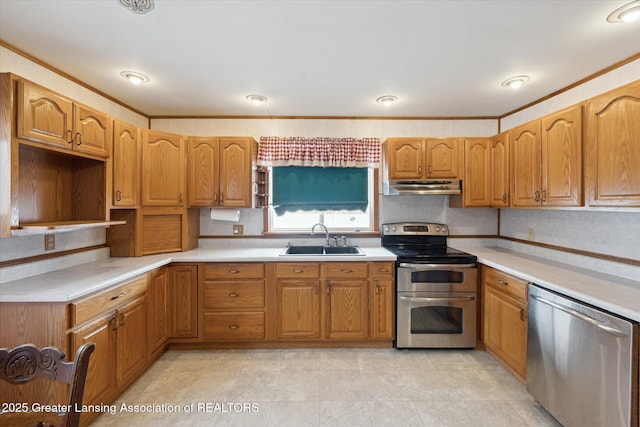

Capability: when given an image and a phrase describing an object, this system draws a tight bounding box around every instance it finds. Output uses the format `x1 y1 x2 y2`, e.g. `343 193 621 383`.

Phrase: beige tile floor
92 348 561 427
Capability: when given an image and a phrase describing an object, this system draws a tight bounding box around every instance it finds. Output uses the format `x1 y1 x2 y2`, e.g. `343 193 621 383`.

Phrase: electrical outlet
527 228 534 241
233 224 244 235
44 234 55 251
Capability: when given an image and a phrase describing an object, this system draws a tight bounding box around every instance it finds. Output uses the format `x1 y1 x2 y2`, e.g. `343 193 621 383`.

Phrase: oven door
396 291 477 348
396 263 477 292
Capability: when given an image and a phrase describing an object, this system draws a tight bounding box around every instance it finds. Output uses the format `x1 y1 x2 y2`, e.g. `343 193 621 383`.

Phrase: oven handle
399 296 476 302
398 263 477 269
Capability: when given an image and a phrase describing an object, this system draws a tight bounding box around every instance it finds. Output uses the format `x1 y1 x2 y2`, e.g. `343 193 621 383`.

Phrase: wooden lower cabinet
276 279 322 339
371 262 395 340
169 264 199 339
481 265 529 380
114 296 148 387
147 267 169 356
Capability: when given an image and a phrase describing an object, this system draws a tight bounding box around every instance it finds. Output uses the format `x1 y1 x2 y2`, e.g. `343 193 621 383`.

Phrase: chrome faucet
311 223 330 247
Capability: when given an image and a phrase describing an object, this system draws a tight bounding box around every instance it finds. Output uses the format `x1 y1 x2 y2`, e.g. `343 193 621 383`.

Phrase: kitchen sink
280 245 365 256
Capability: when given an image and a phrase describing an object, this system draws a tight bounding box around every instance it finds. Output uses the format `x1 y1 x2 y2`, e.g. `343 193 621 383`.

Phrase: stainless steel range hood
383 179 461 195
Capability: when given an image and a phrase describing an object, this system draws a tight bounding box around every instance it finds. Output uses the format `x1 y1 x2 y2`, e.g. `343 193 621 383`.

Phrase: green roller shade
273 167 368 216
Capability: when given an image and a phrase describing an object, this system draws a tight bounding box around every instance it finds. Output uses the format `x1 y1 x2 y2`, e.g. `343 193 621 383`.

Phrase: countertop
1 245 639 323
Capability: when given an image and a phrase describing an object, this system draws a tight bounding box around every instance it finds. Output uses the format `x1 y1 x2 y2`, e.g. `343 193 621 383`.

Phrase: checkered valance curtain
257 137 381 168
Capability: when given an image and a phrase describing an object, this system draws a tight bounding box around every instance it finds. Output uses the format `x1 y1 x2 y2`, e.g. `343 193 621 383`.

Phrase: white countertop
1 245 639 323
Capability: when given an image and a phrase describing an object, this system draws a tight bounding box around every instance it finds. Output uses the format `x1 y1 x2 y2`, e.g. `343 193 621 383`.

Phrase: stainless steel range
382 222 478 349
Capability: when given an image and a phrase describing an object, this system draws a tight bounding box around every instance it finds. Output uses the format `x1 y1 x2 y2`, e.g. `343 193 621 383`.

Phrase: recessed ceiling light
501 75 531 89
118 0 155 15
376 95 397 106
246 94 268 106
607 0 640 23
120 71 150 85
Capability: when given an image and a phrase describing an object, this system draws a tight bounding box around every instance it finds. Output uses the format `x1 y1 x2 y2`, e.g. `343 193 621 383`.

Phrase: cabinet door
586 81 640 207
386 139 424 180
112 120 138 207
371 278 394 340
463 138 491 207
276 280 321 339
425 138 462 179
116 296 148 387
169 264 198 338
490 132 510 207
187 137 219 206
326 280 369 339
17 80 73 149
141 130 185 207
541 105 583 206
510 121 542 207
219 137 252 207
147 267 169 354
483 285 527 378
70 312 117 406
73 103 111 158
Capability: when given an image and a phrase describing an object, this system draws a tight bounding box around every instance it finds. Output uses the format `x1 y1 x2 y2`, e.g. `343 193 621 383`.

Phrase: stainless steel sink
280 245 365 256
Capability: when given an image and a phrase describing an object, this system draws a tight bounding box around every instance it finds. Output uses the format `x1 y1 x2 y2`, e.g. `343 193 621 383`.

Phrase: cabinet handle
314 285 318 295
534 191 541 202
76 132 82 145
377 268 389 273
67 130 74 144
220 192 224 202
179 193 183 204
418 165 422 174
228 269 239 274
427 165 432 175
293 269 304 273
119 312 125 327
341 269 353 273
229 324 239 329
520 308 525 321
541 190 547 202
327 284 331 295
502 193 507 203
497 280 508 286
110 292 125 300
228 292 239 297
109 317 118 331
213 192 218 202
375 285 380 295
115 190 122 202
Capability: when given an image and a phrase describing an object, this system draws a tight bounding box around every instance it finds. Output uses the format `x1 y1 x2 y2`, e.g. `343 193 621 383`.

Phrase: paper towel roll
210 208 240 222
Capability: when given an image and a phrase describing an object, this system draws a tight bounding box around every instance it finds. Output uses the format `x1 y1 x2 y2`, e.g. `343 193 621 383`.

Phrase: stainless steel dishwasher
527 284 638 427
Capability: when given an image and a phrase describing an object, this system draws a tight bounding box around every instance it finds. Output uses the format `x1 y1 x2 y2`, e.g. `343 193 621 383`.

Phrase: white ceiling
1 0 639 118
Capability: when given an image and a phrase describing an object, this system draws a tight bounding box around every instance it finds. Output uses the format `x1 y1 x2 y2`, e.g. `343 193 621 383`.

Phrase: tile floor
92 348 561 427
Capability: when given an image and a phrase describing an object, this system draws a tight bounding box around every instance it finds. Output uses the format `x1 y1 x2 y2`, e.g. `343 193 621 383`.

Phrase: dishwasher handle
531 294 628 338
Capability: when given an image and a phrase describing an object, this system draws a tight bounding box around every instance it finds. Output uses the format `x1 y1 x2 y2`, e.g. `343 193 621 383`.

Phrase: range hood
383 179 461 195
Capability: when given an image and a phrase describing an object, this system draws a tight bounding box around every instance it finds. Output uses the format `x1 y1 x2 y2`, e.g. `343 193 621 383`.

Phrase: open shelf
12 220 126 236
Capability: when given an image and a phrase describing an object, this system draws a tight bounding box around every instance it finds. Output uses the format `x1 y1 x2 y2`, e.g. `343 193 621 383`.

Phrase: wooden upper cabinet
72 103 111 157
490 132 510 207
141 130 185 207
187 137 219 206
541 105 583 207
425 138 462 179
462 138 492 207
112 120 139 207
385 139 424 180
510 121 543 207
219 137 253 207
17 80 110 158
186 136 255 208
586 80 640 207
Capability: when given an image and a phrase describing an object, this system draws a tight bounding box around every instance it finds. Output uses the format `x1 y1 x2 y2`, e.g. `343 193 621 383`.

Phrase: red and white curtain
257 137 381 168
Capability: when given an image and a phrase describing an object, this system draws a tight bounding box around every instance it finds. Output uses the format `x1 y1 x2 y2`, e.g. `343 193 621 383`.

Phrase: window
268 167 375 232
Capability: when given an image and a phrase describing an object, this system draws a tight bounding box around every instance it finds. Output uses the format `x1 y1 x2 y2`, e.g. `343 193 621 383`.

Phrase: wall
152 118 499 238
0 45 148 263
499 58 640 262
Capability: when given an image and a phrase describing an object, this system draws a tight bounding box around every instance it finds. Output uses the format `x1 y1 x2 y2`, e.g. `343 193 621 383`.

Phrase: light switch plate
233 224 244 235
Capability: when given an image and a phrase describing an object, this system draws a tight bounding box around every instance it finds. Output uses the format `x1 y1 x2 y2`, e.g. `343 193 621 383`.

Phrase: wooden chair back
0 342 95 427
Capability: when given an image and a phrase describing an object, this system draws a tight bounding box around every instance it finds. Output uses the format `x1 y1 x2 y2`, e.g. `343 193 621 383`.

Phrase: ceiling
1 0 639 118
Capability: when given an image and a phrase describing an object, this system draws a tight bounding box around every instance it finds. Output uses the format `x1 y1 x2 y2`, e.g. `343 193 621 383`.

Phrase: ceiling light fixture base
120 71 150 85
607 1 640 23
376 95 397 106
501 75 531 89
246 94 268 106
118 0 155 15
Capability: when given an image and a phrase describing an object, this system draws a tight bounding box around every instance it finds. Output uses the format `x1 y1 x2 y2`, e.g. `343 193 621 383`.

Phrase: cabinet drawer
276 263 320 278
203 281 265 309
483 266 528 302
71 275 147 327
203 312 265 340
204 263 265 280
373 262 394 278
324 263 368 279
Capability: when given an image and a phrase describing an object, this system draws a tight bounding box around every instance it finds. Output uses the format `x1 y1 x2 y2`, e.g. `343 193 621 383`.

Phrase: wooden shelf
12 220 126 236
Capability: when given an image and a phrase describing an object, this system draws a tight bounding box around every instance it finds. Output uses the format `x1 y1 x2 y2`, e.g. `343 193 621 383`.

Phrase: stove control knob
435 226 441 232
